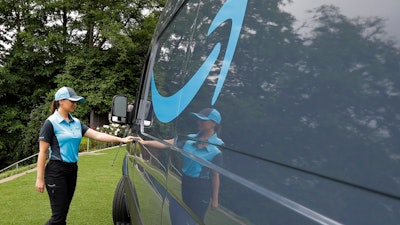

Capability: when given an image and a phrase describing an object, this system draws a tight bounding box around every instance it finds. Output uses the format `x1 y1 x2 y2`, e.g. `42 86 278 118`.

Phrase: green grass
0 164 37 180
0 147 126 225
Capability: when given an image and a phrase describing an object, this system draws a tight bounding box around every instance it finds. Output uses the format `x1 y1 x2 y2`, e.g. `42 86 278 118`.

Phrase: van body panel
121 0 400 224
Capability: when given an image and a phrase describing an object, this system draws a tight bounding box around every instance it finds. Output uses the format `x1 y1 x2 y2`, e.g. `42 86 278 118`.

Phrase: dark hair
50 100 59 115
215 123 221 135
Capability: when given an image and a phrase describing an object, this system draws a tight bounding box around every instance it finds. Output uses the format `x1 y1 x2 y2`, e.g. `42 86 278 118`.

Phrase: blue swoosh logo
151 0 248 123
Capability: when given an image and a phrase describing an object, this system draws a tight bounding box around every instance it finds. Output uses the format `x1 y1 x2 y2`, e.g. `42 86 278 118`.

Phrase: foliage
79 124 128 151
0 0 164 168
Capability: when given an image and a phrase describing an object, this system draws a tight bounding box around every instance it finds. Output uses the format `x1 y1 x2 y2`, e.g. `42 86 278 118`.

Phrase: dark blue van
111 0 400 224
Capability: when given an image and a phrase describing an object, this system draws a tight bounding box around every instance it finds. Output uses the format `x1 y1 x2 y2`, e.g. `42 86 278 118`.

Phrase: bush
79 123 128 151
97 123 127 137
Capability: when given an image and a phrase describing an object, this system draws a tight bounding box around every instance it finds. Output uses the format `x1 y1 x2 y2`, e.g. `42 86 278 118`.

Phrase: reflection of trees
148 1 400 223
151 1 399 155
150 0 400 186
217 3 400 224
153 1 219 95
224 2 399 158
149 1 228 137
301 5 400 151
222 2 400 196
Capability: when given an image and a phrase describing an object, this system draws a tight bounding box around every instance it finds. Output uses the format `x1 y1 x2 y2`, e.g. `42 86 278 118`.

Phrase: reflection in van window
137 108 224 224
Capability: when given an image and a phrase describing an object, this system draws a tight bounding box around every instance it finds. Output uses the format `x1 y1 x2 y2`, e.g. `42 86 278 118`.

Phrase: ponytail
50 100 59 115
215 124 221 136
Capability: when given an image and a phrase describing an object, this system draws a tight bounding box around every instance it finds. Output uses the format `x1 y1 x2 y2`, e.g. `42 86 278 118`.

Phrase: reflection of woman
35 87 135 225
136 108 223 222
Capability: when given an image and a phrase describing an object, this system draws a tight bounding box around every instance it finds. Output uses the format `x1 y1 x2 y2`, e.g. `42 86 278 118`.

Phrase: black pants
169 176 211 225
181 175 211 220
44 160 78 225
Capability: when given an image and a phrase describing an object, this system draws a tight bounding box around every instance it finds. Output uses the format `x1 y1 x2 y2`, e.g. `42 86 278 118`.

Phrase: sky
280 0 400 44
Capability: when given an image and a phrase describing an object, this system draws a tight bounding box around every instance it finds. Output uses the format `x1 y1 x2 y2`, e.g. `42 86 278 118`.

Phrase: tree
0 0 64 165
0 0 164 168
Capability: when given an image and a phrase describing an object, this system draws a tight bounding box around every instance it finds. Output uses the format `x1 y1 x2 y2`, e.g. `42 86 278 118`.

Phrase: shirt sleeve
38 120 54 143
212 152 223 167
176 136 186 148
81 122 89 136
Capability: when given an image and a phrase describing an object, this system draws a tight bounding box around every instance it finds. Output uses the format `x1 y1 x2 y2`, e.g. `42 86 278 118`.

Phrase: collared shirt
38 110 89 163
181 133 223 179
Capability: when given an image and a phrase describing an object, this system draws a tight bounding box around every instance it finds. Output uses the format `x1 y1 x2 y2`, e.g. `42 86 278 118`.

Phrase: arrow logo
151 0 248 122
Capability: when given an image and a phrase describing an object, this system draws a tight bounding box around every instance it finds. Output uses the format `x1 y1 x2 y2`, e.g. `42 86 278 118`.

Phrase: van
110 0 400 224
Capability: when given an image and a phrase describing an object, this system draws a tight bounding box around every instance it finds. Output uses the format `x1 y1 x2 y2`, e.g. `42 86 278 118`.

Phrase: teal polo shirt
39 110 89 163
181 133 223 179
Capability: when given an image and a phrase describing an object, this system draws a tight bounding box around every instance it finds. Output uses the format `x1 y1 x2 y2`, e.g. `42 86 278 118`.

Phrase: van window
137 0 400 224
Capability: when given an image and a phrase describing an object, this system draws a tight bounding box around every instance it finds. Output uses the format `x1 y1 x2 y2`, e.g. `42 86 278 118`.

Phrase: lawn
0 147 126 225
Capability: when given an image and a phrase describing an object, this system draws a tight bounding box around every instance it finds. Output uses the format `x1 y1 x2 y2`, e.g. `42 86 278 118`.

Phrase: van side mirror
111 95 128 124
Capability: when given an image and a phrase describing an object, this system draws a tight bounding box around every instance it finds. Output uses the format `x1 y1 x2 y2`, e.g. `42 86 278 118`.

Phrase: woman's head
191 108 221 124
54 87 85 102
191 108 222 133
50 87 85 114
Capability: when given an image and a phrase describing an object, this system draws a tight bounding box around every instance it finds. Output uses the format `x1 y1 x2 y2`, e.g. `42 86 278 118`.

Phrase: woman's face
197 119 216 131
59 99 78 113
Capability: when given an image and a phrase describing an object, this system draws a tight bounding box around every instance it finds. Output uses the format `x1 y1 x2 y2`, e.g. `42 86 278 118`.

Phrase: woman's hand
211 198 219 210
35 177 45 193
121 136 137 143
134 136 144 144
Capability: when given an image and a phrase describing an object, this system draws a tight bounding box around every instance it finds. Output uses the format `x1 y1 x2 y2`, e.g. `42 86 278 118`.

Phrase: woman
35 86 135 225
136 108 223 224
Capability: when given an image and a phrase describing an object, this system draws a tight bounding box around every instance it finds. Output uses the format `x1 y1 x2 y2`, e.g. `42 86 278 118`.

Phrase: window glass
143 0 400 224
